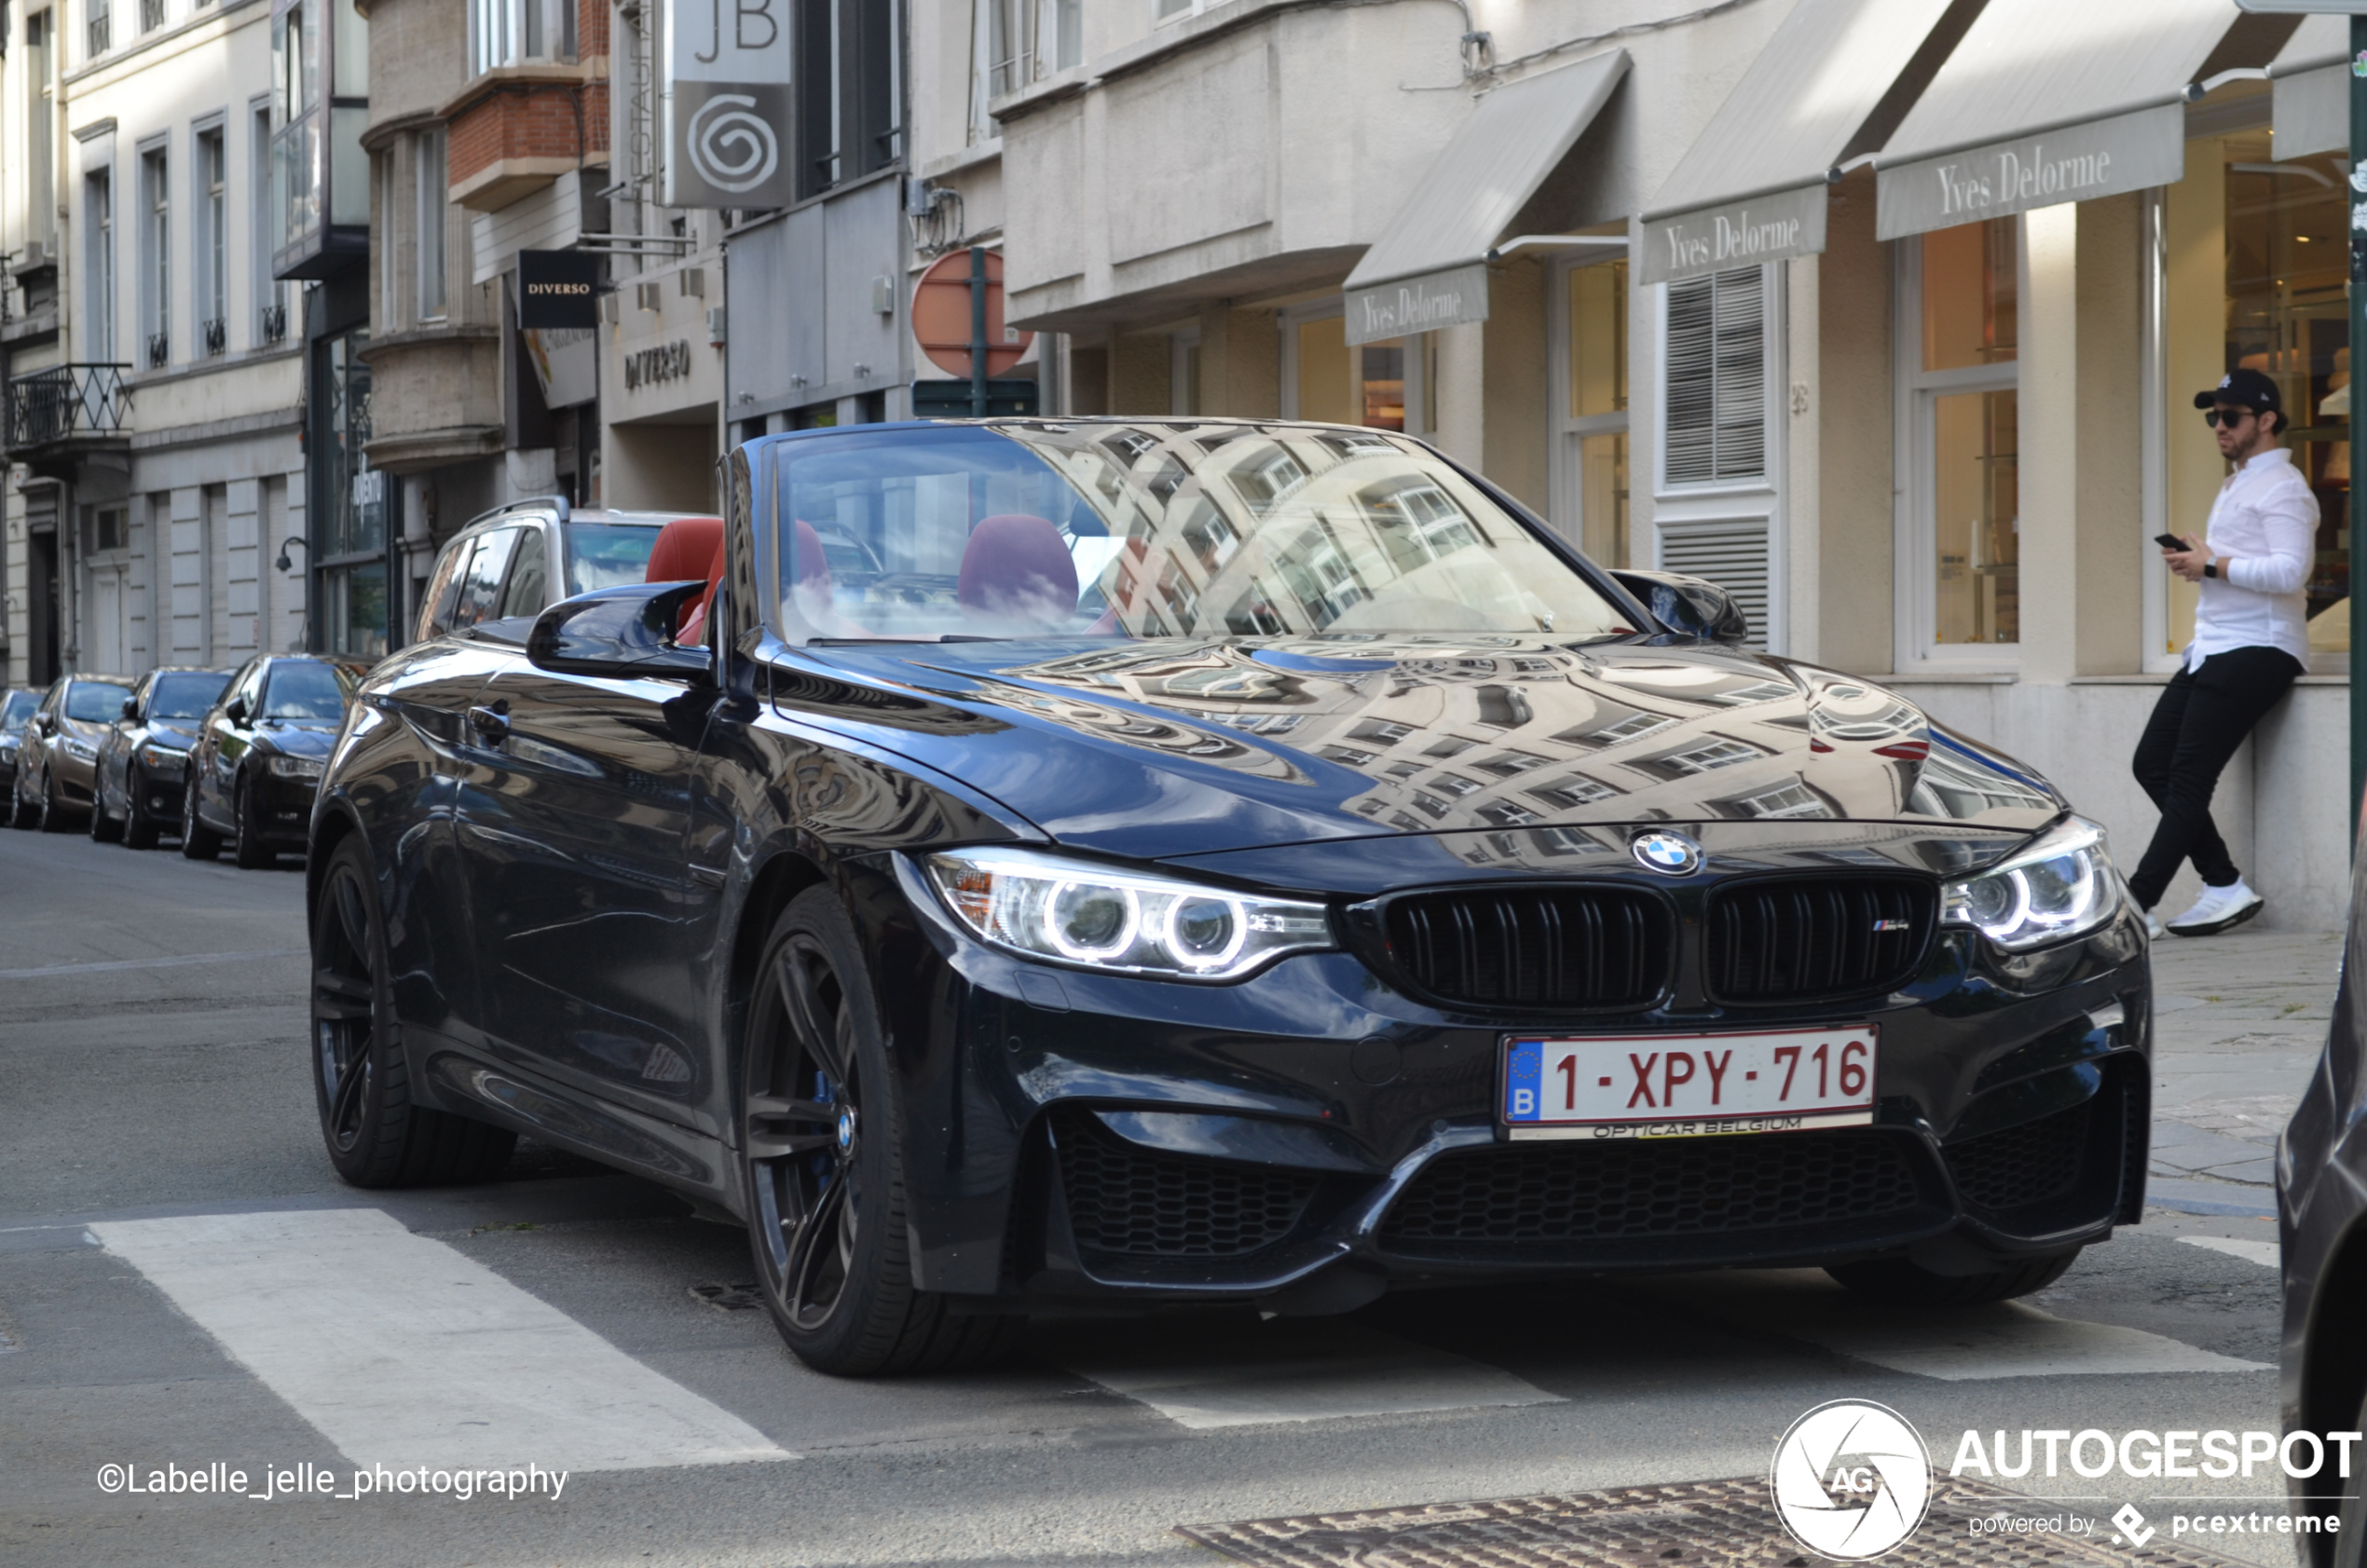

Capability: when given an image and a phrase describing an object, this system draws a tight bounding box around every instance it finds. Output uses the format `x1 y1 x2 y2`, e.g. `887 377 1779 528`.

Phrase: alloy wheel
312 860 380 1154
746 931 865 1333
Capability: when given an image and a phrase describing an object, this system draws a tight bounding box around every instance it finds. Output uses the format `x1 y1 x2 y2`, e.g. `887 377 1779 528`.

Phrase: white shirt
2187 444 2316 671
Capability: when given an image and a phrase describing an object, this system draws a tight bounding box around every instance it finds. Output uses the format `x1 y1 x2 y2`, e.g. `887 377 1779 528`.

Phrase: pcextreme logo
1771 1400 1935 1560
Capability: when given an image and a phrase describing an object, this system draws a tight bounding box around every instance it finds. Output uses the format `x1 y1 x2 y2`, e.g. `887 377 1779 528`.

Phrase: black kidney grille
1705 878 1936 1003
1384 887 1672 1009
1944 1097 2093 1213
1052 1111 1320 1261
1381 1131 1924 1246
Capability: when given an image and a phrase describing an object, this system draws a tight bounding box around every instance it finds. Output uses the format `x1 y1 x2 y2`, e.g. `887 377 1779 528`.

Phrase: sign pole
969 246 990 418
2353 16 2367 836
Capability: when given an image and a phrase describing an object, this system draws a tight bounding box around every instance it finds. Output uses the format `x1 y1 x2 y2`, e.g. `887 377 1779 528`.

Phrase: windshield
64 681 134 722
261 661 354 721
567 524 664 593
764 423 1634 644
150 671 231 720
0 691 35 732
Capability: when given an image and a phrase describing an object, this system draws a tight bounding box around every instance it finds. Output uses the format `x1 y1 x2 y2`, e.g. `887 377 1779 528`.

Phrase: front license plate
1501 1026 1878 1140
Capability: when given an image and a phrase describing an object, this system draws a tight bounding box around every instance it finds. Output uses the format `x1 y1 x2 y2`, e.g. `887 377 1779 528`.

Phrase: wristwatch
2203 560 2219 579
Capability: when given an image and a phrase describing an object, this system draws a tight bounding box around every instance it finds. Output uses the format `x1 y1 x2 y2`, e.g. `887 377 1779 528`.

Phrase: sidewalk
2144 926 2342 1219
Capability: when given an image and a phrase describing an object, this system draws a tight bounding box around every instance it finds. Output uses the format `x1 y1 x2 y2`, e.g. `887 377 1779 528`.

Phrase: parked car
185 655 364 867
412 498 704 644
2279 788 2367 1564
90 666 234 848
9 673 136 832
0 688 40 804
310 418 2151 1378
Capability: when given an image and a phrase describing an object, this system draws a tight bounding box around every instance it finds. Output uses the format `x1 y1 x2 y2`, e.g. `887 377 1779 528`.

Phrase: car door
201 660 266 829
99 675 145 813
453 632 723 1130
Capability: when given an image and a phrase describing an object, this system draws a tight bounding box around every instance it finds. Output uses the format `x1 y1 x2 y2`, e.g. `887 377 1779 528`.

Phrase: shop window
1902 217 2019 661
1662 266 1764 486
2166 134 2348 662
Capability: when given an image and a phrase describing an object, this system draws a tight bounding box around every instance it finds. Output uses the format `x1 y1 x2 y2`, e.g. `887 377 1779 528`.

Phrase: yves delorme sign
1345 264 1489 348
1639 183 1827 286
1875 103 2183 241
662 0 794 209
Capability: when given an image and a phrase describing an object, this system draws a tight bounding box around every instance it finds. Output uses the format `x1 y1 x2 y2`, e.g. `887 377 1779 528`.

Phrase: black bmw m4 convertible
308 419 2151 1374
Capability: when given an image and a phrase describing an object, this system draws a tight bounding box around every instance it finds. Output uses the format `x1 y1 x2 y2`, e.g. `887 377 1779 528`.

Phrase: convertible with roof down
307 418 2152 1375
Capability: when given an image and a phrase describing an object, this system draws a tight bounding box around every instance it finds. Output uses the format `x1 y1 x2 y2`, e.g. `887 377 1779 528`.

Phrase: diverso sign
662 0 794 208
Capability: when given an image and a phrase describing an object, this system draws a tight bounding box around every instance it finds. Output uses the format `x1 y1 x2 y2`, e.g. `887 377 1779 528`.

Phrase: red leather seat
645 516 724 638
958 514 1077 632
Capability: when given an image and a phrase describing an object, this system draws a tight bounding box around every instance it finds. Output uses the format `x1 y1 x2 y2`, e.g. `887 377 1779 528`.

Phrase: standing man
2131 368 2315 937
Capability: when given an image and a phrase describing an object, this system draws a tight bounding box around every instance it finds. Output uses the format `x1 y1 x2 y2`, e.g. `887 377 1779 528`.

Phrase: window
87 169 115 361
1662 266 1765 486
252 103 285 340
141 147 170 367
1557 253 1630 566
27 14 53 249
197 128 226 354
271 0 369 278
2164 133 2349 665
1902 217 2019 658
468 0 574 73
1155 0 1197 20
139 0 161 32
978 0 1076 100
87 0 107 56
794 0 897 200
416 127 446 320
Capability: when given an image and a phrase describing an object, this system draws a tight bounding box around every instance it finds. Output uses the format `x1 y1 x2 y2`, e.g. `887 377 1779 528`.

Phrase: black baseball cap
2194 368 2282 415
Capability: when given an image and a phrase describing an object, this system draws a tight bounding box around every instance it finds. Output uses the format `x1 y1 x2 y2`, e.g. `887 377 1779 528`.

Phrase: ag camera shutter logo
1770 1400 1933 1560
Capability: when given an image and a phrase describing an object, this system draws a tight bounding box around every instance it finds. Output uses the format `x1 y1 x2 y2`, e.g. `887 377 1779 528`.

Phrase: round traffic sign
912 248 1033 378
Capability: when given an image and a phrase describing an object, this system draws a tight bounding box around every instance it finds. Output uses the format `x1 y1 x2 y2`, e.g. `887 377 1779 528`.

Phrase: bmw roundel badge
1630 829 1703 877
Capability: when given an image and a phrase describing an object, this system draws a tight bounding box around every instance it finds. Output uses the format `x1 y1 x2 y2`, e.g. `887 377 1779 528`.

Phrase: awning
2270 15 2347 162
1636 0 1961 286
1872 0 2241 240
1340 49 1628 347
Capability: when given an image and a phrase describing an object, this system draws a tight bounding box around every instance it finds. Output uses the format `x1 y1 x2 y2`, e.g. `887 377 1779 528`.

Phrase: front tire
741 887 1023 1376
232 774 272 868
310 836 516 1186
121 768 160 849
1827 1247 2081 1307
180 770 223 860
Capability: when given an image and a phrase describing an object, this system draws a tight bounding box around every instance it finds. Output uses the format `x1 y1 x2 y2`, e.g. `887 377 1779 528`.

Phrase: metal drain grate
1179 1478 2248 1568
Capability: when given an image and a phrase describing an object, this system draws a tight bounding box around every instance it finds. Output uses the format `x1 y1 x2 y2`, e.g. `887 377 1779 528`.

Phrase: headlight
925 847 1335 980
268 755 324 780
61 737 96 761
1941 816 2123 951
137 743 187 770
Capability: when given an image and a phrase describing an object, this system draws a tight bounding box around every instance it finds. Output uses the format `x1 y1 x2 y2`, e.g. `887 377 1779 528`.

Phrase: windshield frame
748 419 1647 649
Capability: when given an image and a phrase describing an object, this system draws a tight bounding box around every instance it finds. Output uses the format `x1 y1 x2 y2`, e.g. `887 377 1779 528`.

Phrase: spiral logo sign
687 93 778 194
1770 1400 1933 1560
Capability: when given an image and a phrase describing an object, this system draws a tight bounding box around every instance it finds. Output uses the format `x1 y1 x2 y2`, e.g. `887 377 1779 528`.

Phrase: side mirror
120 696 138 721
225 696 250 726
527 580 716 684
1610 569 1750 645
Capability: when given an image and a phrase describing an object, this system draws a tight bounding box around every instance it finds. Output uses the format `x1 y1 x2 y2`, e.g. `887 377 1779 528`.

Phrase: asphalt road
0 823 2333 1568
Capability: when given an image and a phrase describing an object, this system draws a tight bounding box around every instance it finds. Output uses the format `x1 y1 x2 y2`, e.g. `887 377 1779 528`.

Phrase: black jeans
2128 645 2303 910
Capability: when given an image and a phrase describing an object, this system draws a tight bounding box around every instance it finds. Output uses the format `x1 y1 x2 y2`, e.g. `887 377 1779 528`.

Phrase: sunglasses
2203 407 2259 428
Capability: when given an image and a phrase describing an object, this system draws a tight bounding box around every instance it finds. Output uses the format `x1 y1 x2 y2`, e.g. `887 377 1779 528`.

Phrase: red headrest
958 514 1076 631
678 539 729 647
646 516 725 586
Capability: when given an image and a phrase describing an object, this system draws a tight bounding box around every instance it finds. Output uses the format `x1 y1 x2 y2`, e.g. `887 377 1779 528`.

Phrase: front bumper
857 855 2153 1303
256 769 322 845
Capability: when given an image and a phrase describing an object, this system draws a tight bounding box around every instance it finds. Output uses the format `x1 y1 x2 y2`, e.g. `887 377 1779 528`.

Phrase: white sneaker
2166 878 2264 937
2145 911 2165 941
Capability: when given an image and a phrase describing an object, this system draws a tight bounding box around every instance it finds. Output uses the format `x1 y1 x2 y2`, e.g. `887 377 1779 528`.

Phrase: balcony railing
88 12 109 53
145 331 169 369
6 364 130 450
261 302 287 343
202 317 226 356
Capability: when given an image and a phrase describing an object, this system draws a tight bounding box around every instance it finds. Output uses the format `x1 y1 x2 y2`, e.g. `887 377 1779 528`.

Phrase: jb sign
662 0 794 209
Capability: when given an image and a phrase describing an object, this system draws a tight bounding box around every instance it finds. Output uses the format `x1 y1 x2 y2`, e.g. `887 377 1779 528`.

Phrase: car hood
775 635 2065 862
254 722 338 757
58 716 109 745
144 719 205 749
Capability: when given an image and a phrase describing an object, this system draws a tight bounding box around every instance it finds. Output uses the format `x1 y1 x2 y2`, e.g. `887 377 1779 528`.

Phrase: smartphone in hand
2155 534 2189 552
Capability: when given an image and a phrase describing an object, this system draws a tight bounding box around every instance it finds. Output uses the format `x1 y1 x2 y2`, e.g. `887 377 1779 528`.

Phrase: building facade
3 0 307 689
